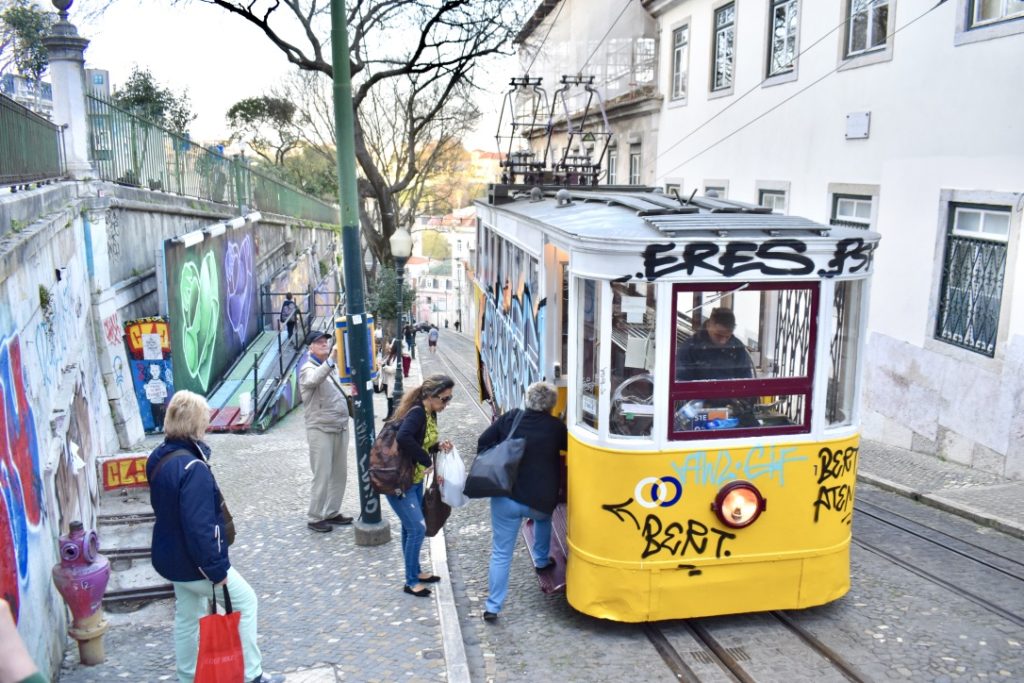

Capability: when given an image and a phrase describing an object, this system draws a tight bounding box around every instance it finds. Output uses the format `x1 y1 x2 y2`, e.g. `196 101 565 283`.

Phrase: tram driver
675 307 754 381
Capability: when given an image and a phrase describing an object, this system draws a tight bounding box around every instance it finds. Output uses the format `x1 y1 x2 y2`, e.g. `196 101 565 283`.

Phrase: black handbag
422 463 451 537
464 409 526 498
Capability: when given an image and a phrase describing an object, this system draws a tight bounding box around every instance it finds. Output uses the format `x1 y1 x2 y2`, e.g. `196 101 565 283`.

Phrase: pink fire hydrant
52 521 111 665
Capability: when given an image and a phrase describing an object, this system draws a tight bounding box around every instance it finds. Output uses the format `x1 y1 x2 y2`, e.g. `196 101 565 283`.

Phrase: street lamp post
331 0 388 546
389 225 413 406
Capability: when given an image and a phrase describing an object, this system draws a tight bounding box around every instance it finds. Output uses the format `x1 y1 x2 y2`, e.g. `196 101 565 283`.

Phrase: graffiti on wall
0 335 42 622
32 274 83 390
269 251 316 330
164 227 258 396
124 317 175 432
478 283 545 414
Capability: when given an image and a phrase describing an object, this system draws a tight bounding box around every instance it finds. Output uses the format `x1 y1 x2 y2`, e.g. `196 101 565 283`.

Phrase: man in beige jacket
299 331 352 532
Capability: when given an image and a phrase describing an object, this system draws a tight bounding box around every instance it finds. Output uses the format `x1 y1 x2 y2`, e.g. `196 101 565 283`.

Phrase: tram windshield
670 282 817 439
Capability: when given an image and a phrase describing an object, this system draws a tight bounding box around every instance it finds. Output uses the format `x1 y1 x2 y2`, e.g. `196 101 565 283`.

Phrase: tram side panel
565 435 858 622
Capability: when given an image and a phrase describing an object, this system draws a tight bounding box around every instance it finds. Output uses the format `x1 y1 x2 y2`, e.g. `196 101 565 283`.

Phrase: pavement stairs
95 453 173 611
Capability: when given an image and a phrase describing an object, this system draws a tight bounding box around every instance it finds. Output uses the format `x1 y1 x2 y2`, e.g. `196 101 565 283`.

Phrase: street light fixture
389 225 413 406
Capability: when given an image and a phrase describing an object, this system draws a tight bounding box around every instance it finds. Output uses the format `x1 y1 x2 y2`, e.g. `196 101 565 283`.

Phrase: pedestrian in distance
146 391 283 683
279 293 298 346
403 323 417 360
478 381 567 622
299 330 353 533
375 339 399 420
387 374 456 597
427 325 439 355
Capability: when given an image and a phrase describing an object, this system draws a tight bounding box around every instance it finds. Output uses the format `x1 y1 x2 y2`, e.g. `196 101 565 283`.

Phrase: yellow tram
471 184 879 622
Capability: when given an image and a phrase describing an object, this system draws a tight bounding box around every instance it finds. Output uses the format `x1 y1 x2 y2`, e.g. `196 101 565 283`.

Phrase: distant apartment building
410 209 477 329
0 73 53 117
631 0 1022 478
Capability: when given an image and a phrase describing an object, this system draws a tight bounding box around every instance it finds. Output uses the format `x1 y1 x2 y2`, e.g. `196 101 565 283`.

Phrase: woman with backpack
388 374 456 597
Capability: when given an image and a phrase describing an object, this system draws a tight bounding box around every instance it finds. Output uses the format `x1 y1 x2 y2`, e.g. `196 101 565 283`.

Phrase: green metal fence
0 92 65 186
85 94 339 225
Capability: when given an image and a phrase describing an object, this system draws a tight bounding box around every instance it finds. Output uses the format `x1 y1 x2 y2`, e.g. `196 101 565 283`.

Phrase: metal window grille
935 232 1007 357
773 288 812 420
827 282 850 423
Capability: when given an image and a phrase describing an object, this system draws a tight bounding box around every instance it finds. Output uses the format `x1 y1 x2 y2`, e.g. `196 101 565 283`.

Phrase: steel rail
770 611 870 683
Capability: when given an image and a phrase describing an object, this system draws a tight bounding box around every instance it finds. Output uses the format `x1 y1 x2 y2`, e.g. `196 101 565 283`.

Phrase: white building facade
643 0 1024 477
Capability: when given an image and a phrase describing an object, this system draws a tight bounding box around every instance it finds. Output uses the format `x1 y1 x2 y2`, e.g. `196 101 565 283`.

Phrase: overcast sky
78 1 514 151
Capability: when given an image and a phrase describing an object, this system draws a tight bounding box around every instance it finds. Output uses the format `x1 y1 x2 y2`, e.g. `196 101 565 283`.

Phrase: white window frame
607 148 618 185
759 189 788 213
766 0 800 81
955 0 1024 44
704 181 728 198
827 183 879 230
629 145 642 185
710 1 737 98
833 195 873 227
671 23 690 101
838 0 895 69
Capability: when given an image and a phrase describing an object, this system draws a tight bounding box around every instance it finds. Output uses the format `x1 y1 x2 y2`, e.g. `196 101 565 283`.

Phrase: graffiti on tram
479 282 545 413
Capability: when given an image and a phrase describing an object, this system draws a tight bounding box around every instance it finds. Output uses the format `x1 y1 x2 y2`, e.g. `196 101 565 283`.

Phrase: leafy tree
227 95 300 167
0 0 54 86
112 66 195 135
420 230 451 261
174 0 528 269
366 266 416 338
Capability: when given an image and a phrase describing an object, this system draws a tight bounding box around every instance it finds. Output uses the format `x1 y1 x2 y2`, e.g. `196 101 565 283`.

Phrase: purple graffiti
225 235 254 345
0 336 42 622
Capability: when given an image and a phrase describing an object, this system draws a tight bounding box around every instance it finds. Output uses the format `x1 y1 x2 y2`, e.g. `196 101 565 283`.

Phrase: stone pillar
43 2 94 180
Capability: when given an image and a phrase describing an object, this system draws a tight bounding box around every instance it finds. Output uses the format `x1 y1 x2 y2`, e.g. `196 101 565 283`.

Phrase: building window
831 194 872 228
759 189 787 213
768 0 799 77
665 183 681 198
705 185 726 198
629 144 641 185
971 0 1024 27
712 3 736 91
846 0 890 57
607 148 618 185
671 24 690 100
935 204 1010 357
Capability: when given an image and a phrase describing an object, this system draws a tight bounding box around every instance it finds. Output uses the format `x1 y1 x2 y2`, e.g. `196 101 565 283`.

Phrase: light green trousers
172 567 262 682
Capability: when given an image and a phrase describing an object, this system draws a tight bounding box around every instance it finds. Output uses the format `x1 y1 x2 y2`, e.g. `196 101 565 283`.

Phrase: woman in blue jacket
388 374 455 597
147 390 281 683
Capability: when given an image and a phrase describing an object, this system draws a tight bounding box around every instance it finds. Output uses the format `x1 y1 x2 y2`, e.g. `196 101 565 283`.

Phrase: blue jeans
486 496 551 614
386 482 426 586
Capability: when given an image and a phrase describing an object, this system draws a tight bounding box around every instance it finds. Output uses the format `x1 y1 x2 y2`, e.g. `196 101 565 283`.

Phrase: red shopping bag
194 585 245 683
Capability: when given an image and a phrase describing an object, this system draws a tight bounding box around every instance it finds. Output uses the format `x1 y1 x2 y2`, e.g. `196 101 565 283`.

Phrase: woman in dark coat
147 390 281 683
477 381 567 621
387 374 456 597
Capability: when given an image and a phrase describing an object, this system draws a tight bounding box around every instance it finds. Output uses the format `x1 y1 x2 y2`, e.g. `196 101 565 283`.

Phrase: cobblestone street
60 406 447 682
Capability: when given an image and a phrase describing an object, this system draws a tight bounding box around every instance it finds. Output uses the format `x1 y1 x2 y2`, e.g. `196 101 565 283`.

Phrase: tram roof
480 185 881 244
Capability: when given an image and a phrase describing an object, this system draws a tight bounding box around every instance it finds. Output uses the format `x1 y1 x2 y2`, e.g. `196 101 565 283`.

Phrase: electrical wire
659 0 951 180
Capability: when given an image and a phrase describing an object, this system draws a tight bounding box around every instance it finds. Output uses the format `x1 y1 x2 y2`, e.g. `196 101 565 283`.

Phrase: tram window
577 278 602 431
670 283 817 438
610 282 655 438
827 280 863 426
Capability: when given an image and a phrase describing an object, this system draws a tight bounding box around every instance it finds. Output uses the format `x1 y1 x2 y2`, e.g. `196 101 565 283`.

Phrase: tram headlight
711 481 767 529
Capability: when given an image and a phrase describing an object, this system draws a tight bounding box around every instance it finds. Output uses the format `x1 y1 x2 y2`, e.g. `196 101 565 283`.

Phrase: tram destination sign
613 237 877 283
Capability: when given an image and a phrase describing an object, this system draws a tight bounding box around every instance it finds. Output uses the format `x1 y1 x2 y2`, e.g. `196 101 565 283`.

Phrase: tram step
522 503 567 594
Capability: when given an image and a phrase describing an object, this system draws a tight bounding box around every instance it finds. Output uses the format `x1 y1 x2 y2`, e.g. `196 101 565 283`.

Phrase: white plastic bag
437 446 469 508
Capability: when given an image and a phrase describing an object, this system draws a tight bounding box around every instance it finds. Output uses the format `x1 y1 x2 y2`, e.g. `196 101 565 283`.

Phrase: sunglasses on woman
436 395 452 403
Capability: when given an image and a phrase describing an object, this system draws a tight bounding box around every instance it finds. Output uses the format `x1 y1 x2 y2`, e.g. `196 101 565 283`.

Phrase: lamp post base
354 519 391 546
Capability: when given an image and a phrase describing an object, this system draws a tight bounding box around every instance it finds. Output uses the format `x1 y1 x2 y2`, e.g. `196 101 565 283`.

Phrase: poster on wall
162 225 259 397
124 316 175 432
